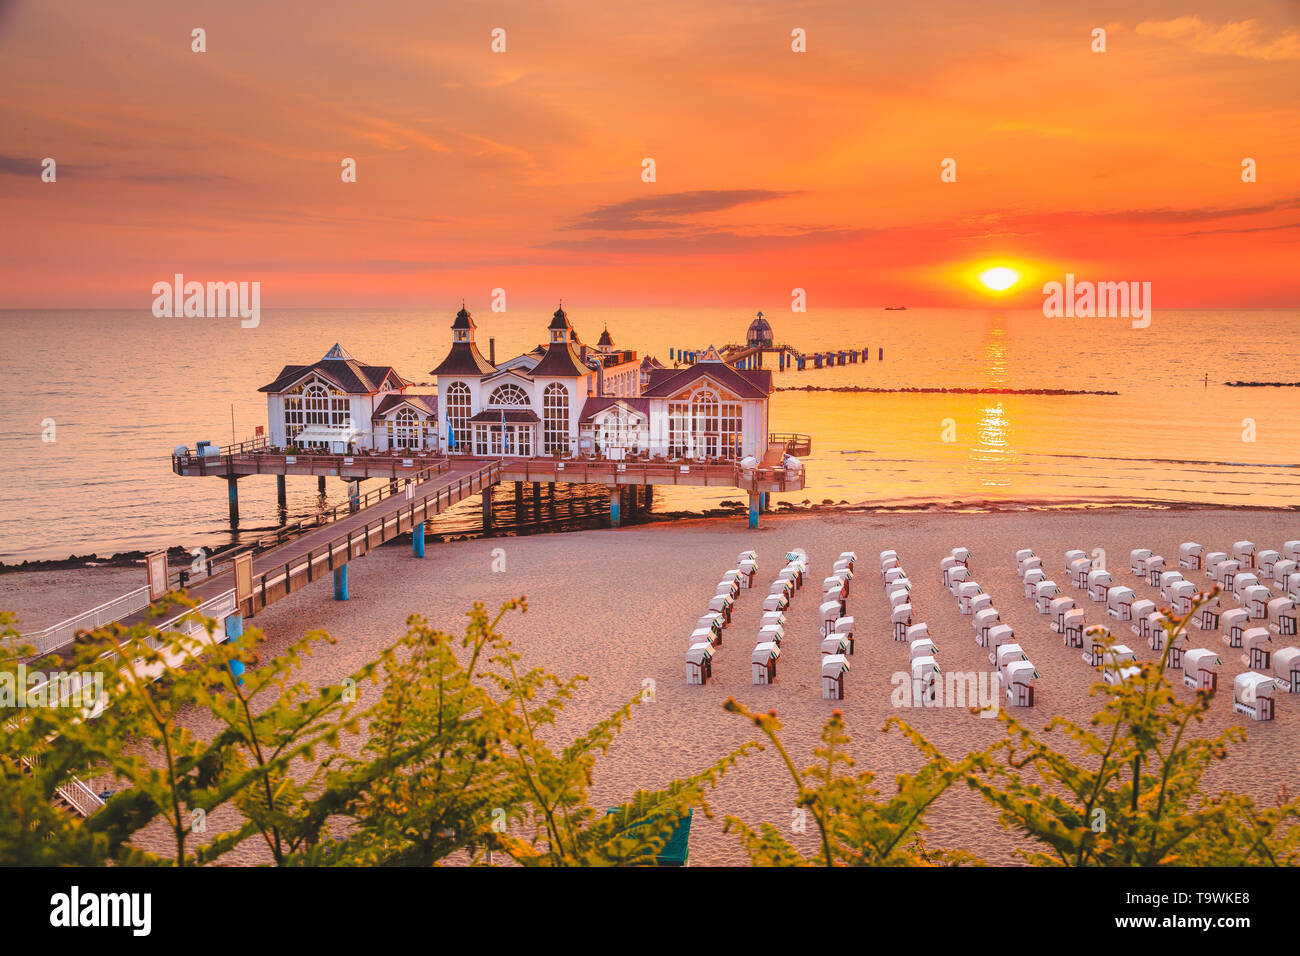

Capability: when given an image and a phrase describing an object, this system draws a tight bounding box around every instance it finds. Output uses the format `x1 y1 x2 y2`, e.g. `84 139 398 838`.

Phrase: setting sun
979 267 1020 292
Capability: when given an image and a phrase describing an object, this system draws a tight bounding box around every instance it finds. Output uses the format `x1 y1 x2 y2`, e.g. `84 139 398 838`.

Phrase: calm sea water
1 307 1297 562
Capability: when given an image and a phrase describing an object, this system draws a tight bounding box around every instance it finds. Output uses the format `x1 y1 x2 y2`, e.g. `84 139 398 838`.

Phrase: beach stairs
605 806 693 866
18 755 106 818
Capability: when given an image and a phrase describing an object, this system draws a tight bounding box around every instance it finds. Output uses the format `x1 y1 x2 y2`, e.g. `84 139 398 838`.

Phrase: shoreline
4 496 1292 576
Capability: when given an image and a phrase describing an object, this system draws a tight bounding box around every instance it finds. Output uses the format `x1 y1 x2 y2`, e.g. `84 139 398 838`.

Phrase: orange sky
1 0 1297 309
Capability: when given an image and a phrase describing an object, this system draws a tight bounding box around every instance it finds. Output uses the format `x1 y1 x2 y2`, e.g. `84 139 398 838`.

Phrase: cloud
569 189 803 231
1136 17 1300 61
542 226 879 255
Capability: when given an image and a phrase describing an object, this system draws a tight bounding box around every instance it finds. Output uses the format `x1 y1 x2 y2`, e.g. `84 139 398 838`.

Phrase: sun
979 266 1020 292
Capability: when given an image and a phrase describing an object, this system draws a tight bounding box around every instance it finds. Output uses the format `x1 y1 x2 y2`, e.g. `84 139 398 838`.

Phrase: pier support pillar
532 481 541 509
227 476 240 527
318 475 327 494
610 486 621 527
748 493 760 529
333 564 349 601
348 480 361 513
413 521 425 558
644 485 654 509
224 613 245 684
481 488 493 537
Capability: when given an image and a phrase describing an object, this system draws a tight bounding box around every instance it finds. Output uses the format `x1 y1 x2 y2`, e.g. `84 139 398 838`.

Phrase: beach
6 506 1298 865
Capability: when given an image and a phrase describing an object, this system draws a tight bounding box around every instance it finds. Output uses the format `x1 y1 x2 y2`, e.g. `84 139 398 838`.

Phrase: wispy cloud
1136 17 1300 61
569 189 803 231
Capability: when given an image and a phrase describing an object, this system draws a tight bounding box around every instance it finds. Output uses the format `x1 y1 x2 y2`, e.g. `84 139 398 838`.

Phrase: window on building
445 381 471 450
488 383 529 407
543 383 569 455
389 408 420 449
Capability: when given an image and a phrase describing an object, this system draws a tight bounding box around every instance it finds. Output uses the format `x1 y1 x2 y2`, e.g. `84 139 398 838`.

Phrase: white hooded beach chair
1241 627 1272 670
1181 648 1221 692
911 655 940 704
1272 559 1297 588
690 626 718 650
1130 598 1156 634
986 624 1015 663
1143 610 1168 650
838 551 857 571
1221 607 1249 648
762 592 788 613
1064 549 1086 573
1101 645 1140 685
697 614 724 643
820 633 849 656
1195 594 1221 631
686 643 714 684
738 559 757 588
939 555 957 587
1289 573 1300 601
888 588 912 610
1088 569 1114 603
906 622 931 646
1158 570 1185 601
1107 585 1136 622
1204 551 1228 580
880 548 898 566
821 654 850 699
1241 584 1272 620
956 581 983 615
1273 646 1300 693
770 578 794 601
760 609 786 630
1283 541 1300 563
1069 557 1092 590
883 567 907 591
1034 580 1061 614
834 616 855 655
717 577 740 600
1129 548 1153 575
1016 551 1040 578
1233 540 1257 569
973 607 1000 646
881 556 899 580
738 549 758 565
1062 608 1087 648
1144 555 1166 587
1049 595 1076 633
1214 559 1240 592
1268 596 1297 638
951 546 971 567
708 593 734 624
892 603 913 641
1168 580 1198 616
910 636 939 661
1233 672 1279 721
751 642 780 684
1234 572 1261 595
969 592 994 616
1167 633 1188 669
777 567 801 593
758 623 784 648
1023 568 1046 599
947 565 971 595
1258 550 1281 579
1178 542 1204 570
1004 660 1039 707
995 642 1027 677
1015 548 1036 565
820 599 841 637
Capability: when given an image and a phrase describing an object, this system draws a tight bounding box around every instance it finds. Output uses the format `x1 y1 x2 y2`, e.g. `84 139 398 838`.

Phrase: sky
0 0 1297 309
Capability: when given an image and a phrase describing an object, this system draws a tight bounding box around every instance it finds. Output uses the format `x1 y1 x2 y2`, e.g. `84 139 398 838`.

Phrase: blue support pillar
413 521 425 558
610 486 621 527
227 476 239 527
333 563 349 601
748 493 760 529
276 473 287 512
225 613 245 684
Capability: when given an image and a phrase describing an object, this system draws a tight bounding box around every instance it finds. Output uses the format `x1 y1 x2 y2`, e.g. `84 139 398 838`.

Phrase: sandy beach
6 507 1298 865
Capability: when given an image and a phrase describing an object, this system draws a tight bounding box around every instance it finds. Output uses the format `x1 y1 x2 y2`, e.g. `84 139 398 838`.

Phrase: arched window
284 377 348 445
543 383 569 455
445 381 471 450
391 408 420 449
488 383 530 407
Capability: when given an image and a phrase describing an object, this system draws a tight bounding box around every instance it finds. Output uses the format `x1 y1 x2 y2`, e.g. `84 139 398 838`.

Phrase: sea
1 307 1297 563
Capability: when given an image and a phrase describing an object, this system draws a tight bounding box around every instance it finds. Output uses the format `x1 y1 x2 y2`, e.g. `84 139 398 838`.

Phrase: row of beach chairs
819 552 856 698
952 548 1036 706
882 550 940 703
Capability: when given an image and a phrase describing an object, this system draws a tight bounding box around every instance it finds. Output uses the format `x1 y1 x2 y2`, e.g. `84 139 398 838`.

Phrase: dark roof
597 327 613 347
259 359 408 394
532 339 591 377
468 409 540 424
642 363 772 399
371 394 438 422
640 355 666 370
579 397 652 421
548 306 571 332
430 343 496 377
748 313 772 334
451 306 475 331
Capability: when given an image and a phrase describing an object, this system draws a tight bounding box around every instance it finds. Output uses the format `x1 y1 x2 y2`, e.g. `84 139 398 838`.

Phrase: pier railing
16 585 153 658
769 433 812 456
177 458 456 587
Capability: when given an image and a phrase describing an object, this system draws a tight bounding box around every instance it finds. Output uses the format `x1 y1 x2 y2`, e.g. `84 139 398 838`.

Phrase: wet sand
5 507 1298 865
